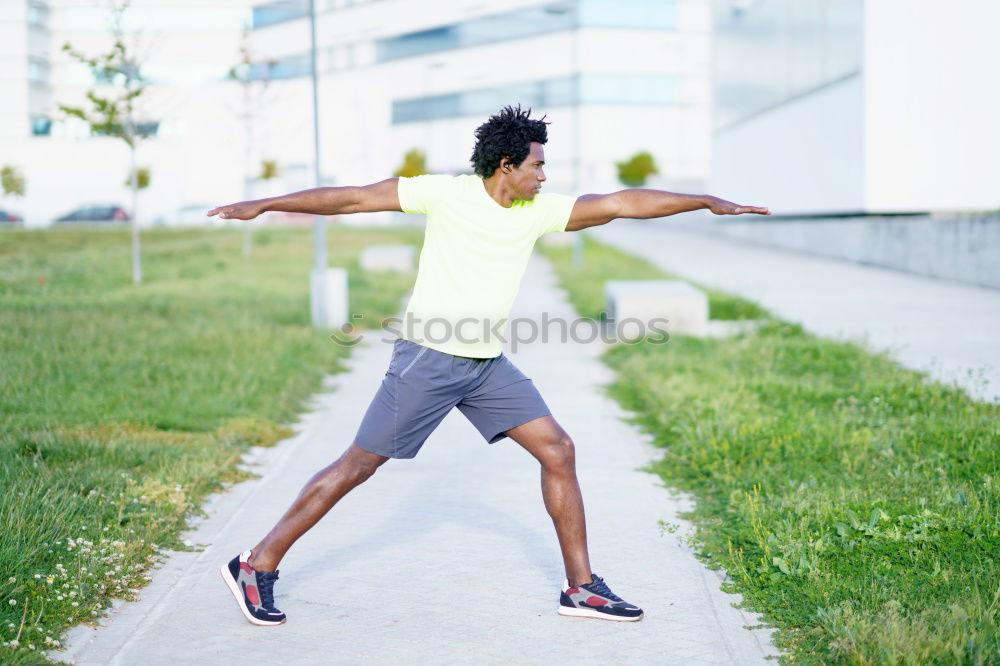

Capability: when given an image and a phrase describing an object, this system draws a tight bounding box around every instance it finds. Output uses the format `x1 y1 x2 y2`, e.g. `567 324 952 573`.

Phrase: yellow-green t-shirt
396 173 575 358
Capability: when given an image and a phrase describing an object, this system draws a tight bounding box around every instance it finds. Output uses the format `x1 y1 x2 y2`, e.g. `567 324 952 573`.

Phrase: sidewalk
591 222 1000 403
56 253 778 665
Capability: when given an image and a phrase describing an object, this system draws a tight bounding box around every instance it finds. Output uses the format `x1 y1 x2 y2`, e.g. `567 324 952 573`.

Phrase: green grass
0 225 420 662
540 235 1000 665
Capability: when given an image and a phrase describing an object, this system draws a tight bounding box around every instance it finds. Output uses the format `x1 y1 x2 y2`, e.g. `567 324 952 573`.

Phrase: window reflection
376 0 677 63
376 3 576 62
714 0 862 128
578 0 676 28
392 74 677 123
252 0 309 29
250 54 311 80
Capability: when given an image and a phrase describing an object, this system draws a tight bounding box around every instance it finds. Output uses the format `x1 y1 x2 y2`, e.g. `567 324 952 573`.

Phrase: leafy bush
615 151 658 187
394 148 428 178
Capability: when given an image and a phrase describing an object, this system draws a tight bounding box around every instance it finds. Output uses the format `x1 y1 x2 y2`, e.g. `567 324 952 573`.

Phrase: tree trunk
130 143 141 285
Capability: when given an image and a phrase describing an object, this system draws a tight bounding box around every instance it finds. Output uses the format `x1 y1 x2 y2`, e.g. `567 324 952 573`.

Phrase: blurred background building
246 0 711 209
1 0 997 229
711 0 1000 216
0 0 249 227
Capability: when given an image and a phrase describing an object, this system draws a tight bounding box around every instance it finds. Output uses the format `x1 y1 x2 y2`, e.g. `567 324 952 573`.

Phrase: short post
310 267 348 329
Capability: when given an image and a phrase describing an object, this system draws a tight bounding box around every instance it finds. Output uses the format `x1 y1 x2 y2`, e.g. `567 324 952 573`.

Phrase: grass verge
540 234 999 665
0 224 420 662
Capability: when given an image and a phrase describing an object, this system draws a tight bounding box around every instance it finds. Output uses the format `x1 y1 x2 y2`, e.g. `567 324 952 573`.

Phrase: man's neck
482 176 516 208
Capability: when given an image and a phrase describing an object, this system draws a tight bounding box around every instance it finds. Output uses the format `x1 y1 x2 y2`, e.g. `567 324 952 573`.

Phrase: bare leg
249 443 389 571
505 415 593 587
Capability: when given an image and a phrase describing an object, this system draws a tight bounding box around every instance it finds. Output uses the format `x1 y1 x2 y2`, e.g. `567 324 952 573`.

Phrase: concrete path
56 253 778 665
591 222 1000 403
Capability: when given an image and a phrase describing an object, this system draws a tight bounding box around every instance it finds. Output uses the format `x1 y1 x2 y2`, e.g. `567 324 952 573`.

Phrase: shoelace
583 575 625 603
256 570 280 610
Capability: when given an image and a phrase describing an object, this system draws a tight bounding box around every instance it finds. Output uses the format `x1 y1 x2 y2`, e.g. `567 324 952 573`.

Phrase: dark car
0 209 22 226
54 204 129 223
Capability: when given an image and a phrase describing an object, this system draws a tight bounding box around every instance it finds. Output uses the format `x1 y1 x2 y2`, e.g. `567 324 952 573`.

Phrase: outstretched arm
565 189 769 232
207 178 402 220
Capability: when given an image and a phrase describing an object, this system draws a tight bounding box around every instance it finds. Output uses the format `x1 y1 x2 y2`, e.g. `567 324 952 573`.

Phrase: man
210 105 769 627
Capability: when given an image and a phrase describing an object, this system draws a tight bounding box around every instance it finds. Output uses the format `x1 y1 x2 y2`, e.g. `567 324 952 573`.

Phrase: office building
247 0 711 204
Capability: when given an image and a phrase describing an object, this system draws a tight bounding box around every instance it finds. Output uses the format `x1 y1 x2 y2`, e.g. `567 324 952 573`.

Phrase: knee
345 463 378 485
342 456 382 485
540 435 576 472
329 446 385 486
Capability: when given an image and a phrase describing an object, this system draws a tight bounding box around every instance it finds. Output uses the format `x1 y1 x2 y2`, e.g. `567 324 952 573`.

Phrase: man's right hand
207 200 266 220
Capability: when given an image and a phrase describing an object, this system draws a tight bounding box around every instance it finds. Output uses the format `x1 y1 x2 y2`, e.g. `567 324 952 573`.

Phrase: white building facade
710 0 1000 216
0 0 251 227
247 0 712 206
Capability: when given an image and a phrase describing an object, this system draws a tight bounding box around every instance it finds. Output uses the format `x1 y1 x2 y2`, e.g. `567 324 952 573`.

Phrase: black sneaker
558 574 644 622
220 550 286 626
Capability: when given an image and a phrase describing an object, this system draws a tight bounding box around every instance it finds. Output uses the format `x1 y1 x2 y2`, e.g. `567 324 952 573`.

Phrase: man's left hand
706 196 770 216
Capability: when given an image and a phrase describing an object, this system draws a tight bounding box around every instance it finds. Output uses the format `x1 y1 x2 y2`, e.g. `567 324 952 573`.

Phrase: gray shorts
353 339 552 459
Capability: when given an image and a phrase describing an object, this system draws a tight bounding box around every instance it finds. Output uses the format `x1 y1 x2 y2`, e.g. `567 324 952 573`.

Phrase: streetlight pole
570 6 584 267
308 0 328 327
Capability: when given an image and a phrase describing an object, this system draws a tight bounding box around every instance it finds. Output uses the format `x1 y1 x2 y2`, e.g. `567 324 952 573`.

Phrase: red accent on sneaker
567 587 580 595
585 596 607 607
246 584 260 605
240 562 253 575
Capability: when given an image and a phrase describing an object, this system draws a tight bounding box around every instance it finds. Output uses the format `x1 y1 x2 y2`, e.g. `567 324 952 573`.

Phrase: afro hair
470 105 549 178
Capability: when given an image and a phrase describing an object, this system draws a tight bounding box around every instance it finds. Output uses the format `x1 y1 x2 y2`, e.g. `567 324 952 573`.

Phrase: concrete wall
677 213 1000 289
710 73 865 215
863 1 1000 212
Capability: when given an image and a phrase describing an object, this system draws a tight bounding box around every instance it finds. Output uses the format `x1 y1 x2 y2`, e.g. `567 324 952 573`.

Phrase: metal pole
308 0 327 326
571 8 584 267
130 140 141 284
242 78 253 258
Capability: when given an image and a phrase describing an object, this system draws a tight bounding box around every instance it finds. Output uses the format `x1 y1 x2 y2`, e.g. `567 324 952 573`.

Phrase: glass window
133 121 160 138
27 2 50 28
578 0 676 29
27 58 49 84
252 0 309 29
392 74 677 124
714 0 862 128
374 1 678 63
31 116 51 136
376 3 575 62
250 53 311 80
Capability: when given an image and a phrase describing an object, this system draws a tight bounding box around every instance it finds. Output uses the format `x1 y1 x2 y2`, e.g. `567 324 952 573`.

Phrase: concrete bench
604 280 709 337
360 244 415 272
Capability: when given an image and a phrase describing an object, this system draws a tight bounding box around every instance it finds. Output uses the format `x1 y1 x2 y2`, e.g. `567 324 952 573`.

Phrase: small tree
228 23 276 257
259 159 280 181
124 166 150 190
615 151 658 187
1 165 26 198
393 148 427 178
59 0 151 285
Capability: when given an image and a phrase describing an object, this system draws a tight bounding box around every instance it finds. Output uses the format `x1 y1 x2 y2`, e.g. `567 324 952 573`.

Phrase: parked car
0 209 23 226
54 204 129 223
